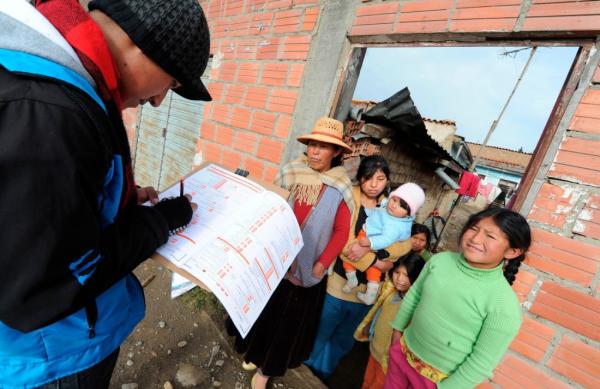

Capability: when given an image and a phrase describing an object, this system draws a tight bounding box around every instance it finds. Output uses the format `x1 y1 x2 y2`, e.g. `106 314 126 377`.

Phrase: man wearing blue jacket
0 0 211 387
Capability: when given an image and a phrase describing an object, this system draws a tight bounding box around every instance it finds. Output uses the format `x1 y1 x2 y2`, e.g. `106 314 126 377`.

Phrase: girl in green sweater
384 208 531 389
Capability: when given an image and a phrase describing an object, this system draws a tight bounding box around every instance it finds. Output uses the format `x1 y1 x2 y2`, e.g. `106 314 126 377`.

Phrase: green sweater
391 252 522 389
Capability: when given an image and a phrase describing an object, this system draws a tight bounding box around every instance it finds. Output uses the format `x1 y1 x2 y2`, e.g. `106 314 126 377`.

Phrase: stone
176 364 208 388
215 359 224 367
212 380 222 388
135 341 143 347
125 359 134 367
177 340 188 348
121 384 138 389
163 381 174 389
167 349 172 355
158 321 166 329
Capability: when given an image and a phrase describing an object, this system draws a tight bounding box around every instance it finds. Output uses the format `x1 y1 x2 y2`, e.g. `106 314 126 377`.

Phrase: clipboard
151 162 289 292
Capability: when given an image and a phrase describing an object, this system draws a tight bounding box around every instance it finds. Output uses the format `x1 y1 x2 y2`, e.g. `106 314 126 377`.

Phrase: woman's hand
312 262 326 278
373 260 393 272
391 329 402 345
345 242 371 261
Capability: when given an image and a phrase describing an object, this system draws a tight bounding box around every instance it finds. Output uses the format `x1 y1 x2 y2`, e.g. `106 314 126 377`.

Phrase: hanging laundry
456 171 481 197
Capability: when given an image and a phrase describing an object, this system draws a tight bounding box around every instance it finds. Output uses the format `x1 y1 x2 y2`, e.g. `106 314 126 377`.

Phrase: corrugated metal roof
359 88 467 171
423 117 456 125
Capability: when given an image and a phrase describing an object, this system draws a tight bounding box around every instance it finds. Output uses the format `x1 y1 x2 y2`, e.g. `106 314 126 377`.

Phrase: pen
180 177 184 197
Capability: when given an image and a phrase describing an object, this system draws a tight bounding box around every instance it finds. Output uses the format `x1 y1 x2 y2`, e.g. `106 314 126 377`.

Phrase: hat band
311 130 343 140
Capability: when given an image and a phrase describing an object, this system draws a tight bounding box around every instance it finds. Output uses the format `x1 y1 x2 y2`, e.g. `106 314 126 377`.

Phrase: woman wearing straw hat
228 117 355 389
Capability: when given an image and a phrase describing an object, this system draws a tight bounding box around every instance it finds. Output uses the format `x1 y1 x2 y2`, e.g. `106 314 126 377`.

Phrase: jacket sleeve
0 93 170 331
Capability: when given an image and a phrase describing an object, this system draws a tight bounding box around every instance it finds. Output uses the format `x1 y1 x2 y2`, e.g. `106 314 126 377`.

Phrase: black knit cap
89 0 212 101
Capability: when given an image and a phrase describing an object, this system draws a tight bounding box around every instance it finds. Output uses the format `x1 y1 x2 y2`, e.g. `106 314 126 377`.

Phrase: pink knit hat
389 183 425 217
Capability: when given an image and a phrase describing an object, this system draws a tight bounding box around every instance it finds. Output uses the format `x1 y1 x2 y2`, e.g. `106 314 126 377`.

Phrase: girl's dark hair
331 146 344 167
389 252 426 285
411 223 432 250
357 155 390 182
460 208 531 285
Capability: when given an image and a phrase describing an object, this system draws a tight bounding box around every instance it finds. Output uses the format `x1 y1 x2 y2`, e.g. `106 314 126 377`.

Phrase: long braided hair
460 208 531 285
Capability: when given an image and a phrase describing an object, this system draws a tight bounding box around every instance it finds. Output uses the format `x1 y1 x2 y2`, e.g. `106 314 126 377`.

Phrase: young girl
342 183 425 304
354 253 425 389
410 223 433 261
384 208 531 389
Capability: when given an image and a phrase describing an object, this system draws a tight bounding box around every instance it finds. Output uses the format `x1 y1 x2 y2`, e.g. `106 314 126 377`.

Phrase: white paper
170 272 196 299
156 164 303 337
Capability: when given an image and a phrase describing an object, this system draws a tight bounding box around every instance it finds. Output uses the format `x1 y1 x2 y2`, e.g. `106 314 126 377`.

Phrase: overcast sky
353 46 578 153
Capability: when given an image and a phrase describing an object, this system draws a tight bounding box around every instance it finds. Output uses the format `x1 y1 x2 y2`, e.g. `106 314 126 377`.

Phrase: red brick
475 382 494 389
223 84 246 105
244 157 265 178
510 316 555 362
205 141 222 163
354 14 397 25
356 2 400 17
251 12 273 36
560 137 600 157
594 65 600 84
245 86 269 109
265 0 292 10
257 137 285 163
262 63 288 86
301 7 319 31
233 131 259 154
288 63 305 87
238 63 261 84
264 165 279 182
275 114 292 138
268 88 298 114
231 107 251 130
492 354 572 389
512 269 537 303
574 103 600 119
570 116 600 134
216 62 238 82
273 9 302 34
527 1 600 17
220 39 237 60
293 0 318 4
207 82 226 102
589 194 600 209
450 17 517 32
398 9 449 23
522 15 600 31
235 39 259 60
251 111 277 135
280 35 311 60
200 121 216 142
225 0 245 17
548 335 600 389
402 0 453 12
530 227 600 259
351 23 396 35
530 281 600 341
222 148 243 171
395 21 448 33
528 208 567 229
211 104 231 125
257 37 280 60
227 15 252 37
550 163 600 186
529 241 597 274
575 220 600 241
581 89 600 105
526 254 593 286
454 5 520 19
215 125 234 146
457 0 520 7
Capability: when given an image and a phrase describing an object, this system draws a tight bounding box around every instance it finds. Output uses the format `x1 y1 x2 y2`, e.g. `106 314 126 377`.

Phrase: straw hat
297 117 352 153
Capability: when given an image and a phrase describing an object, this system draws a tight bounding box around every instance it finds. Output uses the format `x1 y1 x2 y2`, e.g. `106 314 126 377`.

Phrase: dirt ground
109 260 327 389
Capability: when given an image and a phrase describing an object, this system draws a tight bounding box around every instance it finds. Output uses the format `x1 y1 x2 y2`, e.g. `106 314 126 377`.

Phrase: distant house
466 142 532 202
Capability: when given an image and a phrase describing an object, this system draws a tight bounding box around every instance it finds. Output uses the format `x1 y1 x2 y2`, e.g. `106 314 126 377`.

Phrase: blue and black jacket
0 3 175 387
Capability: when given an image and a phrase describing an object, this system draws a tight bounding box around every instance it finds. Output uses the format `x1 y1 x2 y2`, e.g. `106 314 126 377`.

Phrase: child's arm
358 236 371 247
390 260 431 331
437 310 522 389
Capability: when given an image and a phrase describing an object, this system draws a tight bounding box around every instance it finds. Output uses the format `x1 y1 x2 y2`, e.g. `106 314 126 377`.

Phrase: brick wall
125 0 600 386
349 1 600 387
197 0 320 182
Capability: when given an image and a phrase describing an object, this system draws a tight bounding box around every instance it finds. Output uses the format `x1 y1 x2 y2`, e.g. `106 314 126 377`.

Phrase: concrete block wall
349 1 600 387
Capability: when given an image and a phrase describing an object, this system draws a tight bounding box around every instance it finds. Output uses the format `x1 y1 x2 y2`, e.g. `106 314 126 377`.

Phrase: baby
343 183 425 304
